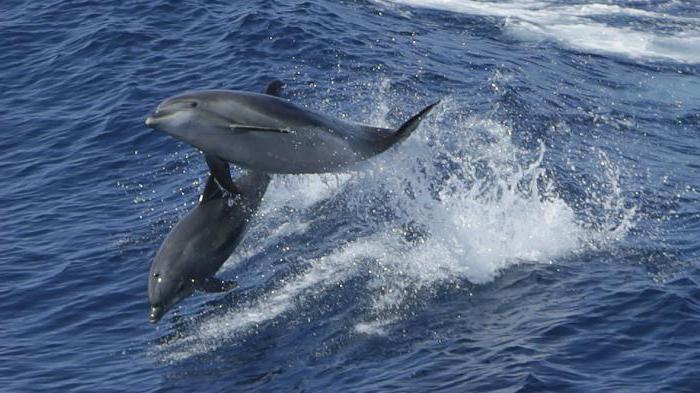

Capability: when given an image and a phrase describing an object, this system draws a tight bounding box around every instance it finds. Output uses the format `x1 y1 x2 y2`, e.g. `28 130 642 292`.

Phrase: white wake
381 0 700 63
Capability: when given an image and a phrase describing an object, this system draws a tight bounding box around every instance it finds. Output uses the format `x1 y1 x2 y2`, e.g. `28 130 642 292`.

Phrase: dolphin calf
148 170 270 323
145 84 438 191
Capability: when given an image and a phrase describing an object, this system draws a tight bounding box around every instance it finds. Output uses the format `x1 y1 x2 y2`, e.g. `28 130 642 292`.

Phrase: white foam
355 111 584 277
381 0 700 63
262 173 351 213
354 319 395 335
156 238 377 361
221 173 351 269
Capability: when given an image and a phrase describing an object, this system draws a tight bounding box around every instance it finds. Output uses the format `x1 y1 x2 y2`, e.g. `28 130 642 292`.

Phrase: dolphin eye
190 102 198 108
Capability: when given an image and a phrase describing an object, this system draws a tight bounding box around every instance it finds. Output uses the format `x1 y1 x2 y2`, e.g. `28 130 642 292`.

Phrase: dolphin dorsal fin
263 79 285 96
200 175 224 204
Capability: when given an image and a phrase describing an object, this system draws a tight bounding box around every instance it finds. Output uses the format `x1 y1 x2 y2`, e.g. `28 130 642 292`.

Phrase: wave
380 0 700 64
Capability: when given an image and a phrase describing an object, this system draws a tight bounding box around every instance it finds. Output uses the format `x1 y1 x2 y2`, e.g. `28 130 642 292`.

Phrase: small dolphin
145 84 438 192
148 171 270 323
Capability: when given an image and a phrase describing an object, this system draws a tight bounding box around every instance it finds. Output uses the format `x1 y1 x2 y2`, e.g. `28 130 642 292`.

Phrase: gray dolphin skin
148 171 271 323
144 86 439 181
201 80 285 195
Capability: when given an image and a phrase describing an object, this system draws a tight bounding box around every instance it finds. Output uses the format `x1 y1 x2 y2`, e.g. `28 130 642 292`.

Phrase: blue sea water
2 0 699 391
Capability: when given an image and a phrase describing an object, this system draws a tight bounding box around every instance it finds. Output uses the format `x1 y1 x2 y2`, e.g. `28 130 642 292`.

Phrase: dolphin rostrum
148 170 270 323
145 85 438 192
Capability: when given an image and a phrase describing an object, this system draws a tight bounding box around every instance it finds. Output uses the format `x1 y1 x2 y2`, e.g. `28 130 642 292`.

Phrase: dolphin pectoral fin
229 125 291 134
200 174 225 203
205 154 240 196
263 79 285 96
198 277 237 293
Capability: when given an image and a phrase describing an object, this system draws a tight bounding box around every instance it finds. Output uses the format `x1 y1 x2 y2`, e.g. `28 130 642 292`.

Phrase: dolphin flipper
198 277 237 293
229 125 290 134
205 154 239 195
200 175 224 203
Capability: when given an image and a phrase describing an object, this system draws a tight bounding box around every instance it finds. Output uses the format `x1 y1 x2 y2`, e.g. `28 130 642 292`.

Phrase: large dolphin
145 84 438 193
148 170 270 323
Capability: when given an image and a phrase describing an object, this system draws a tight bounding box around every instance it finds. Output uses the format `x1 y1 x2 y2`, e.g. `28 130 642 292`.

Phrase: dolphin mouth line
145 107 231 128
145 111 178 126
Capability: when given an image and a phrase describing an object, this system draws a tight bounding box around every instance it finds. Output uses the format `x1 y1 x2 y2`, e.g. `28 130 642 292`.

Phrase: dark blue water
2 1 699 391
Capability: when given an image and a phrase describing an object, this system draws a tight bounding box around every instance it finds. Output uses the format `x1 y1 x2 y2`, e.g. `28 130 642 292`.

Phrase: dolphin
145 84 438 193
148 171 270 323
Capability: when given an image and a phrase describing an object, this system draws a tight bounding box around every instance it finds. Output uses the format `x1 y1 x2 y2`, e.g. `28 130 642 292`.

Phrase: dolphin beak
145 116 155 126
149 306 164 324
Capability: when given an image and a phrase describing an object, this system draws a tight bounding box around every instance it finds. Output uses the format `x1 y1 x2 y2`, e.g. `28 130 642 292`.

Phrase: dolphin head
144 91 233 147
148 267 196 324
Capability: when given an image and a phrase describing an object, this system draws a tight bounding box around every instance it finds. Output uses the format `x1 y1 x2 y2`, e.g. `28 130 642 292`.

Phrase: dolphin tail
379 101 440 151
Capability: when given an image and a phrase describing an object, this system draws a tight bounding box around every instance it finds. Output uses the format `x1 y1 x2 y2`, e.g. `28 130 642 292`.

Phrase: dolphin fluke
375 100 440 154
378 101 440 152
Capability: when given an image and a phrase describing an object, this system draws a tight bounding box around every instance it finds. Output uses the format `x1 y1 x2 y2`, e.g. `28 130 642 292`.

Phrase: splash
380 0 700 64
154 238 376 361
153 94 633 361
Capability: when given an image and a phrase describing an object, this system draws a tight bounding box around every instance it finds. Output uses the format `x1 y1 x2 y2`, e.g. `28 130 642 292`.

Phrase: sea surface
2 1 699 392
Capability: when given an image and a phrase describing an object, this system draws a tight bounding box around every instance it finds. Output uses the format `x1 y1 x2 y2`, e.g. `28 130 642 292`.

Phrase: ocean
2 0 699 391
